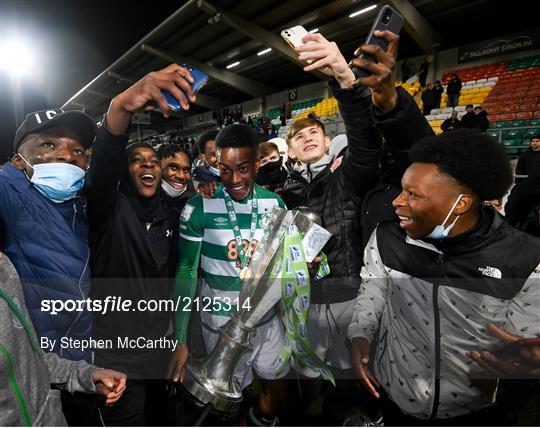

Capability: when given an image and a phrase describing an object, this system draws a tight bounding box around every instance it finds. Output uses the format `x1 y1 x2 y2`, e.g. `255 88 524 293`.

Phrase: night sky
0 0 183 161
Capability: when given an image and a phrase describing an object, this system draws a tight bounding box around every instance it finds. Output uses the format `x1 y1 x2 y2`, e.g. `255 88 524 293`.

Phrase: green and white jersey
177 184 285 328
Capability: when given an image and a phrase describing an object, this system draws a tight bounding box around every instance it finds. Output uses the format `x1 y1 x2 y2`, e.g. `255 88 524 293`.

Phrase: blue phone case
162 64 208 111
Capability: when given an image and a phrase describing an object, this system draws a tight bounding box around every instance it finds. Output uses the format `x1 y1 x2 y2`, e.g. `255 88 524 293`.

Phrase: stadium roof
61 0 538 122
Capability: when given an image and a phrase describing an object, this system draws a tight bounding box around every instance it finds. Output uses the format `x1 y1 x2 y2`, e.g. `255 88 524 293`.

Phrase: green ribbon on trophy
273 223 335 386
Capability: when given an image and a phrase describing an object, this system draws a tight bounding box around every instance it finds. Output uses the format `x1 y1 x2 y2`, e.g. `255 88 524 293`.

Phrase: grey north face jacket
0 252 98 426
348 209 540 420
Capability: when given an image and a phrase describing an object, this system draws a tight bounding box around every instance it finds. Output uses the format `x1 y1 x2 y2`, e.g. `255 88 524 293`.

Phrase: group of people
213 108 279 141
441 104 490 132
1 28 539 428
421 74 465 117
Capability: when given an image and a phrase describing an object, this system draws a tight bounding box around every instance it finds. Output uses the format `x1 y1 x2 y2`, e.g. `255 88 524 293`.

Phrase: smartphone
352 5 404 79
162 64 208 112
493 337 540 357
281 25 314 64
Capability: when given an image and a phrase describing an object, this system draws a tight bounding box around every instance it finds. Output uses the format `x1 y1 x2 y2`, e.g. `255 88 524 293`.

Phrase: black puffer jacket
282 86 431 304
282 82 380 304
360 87 434 247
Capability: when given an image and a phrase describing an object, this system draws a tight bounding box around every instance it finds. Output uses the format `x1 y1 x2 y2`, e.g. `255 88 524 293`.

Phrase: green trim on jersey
174 184 285 342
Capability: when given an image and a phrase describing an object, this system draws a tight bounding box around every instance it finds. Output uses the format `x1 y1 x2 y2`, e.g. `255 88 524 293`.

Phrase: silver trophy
181 207 331 414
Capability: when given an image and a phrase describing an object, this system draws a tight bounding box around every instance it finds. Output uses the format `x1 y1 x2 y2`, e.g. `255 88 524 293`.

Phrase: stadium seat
516 111 534 120
487 130 501 140
493 120 511 128
511 120 530 127
502 138 522 146
524 128 540 138
503 129 526 138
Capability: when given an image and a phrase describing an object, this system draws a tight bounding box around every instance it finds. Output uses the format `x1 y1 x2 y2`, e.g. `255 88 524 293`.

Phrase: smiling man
85 63 196 426
170 124 287 425
0 109 103 424
348 129 540 424
157 143 195 215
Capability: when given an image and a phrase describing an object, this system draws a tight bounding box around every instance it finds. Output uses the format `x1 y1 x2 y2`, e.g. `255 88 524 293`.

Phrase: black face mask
256 159 287 188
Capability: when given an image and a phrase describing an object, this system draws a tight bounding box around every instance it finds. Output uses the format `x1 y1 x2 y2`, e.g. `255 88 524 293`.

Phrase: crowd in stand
1 28 539 428
214 107 280 141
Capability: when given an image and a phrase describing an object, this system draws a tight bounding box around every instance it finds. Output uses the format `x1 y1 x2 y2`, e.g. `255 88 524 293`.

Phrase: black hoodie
85 127 179 378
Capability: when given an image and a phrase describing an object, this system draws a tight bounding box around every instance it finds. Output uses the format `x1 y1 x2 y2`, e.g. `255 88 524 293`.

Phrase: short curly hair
198 129 219 154
409 129 513 200
216 124 259 150
157 143 191 163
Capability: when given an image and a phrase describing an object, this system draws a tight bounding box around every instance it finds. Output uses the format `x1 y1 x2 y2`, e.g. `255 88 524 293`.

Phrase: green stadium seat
502 138 522 146
502 129 526 138
511 120 529 127
504 147 521 156
529 118 540 126
494 121 511 128
524 128 540 138
487 130 500 140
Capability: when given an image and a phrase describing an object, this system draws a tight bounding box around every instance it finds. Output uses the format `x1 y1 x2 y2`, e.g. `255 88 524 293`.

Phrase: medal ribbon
222 187 258 270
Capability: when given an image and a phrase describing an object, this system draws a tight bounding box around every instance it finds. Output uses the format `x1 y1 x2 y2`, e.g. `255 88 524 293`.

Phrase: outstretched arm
85 64 196 224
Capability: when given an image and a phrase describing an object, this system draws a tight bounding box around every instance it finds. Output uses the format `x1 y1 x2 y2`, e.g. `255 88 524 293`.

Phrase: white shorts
201 313 289 390
298 299 355 377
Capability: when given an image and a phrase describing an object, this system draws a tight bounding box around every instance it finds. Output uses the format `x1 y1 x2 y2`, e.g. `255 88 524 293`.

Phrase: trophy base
181 362 243 414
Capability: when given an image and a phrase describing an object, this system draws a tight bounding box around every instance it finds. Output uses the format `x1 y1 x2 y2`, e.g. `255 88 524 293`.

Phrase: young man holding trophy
170 124 288 425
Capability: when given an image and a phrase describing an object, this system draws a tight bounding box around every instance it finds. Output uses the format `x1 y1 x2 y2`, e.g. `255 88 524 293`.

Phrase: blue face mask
19 154 85 203
426 194 463 239
208 165 220 177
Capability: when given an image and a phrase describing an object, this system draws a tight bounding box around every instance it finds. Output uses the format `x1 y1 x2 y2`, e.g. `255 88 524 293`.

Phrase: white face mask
161 179 187 198
426 194 464 239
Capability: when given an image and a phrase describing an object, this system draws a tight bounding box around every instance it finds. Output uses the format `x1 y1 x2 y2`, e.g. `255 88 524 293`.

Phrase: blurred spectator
268 137 289 169
268 123 277 139
192 129 220 187
441 110 461 132
505 170 540 237
447 73 462 107
473 106 489 132
401 58 412 81
421 83 435 115
255 141 287 191
516 135 540 178
418 58 429 87
280 111 287 127
432 80 444 109
460 104 477 129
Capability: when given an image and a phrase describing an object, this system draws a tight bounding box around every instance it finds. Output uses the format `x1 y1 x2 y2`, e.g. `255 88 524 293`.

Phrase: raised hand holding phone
162 64 208 112
294 33 355 88
281 25 315 64
351 5 403 80
106 63 196 135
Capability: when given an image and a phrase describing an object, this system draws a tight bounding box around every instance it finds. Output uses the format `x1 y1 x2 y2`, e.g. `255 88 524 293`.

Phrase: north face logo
478 266 502 279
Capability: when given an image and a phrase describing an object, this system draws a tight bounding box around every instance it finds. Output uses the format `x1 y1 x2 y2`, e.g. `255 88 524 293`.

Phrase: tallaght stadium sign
458 29 539 63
